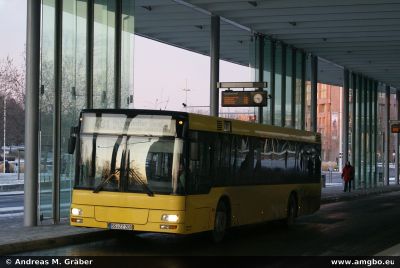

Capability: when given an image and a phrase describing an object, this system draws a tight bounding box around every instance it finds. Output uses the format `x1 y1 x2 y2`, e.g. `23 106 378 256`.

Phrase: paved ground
1 173 400 255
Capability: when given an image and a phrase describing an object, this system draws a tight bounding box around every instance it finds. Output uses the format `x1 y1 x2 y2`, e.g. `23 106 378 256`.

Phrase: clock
253 93 264 104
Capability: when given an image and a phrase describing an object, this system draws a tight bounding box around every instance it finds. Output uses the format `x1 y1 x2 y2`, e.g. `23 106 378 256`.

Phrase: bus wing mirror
68 126 78 154
190 142 199 161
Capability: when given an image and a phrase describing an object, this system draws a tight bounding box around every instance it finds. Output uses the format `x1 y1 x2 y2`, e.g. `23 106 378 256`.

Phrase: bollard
321 174 326 188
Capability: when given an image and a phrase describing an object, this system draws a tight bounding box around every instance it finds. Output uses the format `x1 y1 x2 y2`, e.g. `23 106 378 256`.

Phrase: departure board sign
222 91 268 107
392 123 400 133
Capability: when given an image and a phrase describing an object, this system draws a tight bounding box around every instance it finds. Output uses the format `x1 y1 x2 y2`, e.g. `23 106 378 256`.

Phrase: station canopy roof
135 0 400 89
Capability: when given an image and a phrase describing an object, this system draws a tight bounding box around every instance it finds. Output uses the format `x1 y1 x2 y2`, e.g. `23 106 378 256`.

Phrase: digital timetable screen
221 91 267 107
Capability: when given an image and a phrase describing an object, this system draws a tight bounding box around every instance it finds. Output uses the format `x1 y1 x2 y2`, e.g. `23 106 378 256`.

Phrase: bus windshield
75 113 185 195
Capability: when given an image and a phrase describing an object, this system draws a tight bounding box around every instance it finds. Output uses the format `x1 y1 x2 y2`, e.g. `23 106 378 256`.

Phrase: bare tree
0 56 25 149
0 56 25 104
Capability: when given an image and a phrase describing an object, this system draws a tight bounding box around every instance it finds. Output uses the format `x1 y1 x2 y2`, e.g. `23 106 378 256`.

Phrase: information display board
391 123 400 133
221 91 267 107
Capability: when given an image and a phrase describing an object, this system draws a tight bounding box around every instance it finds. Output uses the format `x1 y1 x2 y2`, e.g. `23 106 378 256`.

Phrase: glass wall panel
305 54 312 131
121 1 135 108
60 0 88 218
262 38 272 125
366 80 370 188
368 80 373 188
361 78 366 189
355 76 362 188
349 74 355 170
390 92 397 184
377 89 385 186
285 48 293 127
372 82 377 186
249 35 259 121
39 0 136 221
250 35 259 84
219 22 253 121
93 0 115 108
295 51 302 129
40 0 56 221
274 43 283 126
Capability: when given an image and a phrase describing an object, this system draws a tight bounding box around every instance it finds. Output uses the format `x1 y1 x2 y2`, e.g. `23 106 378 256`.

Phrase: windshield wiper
128 169 154 197
93 170 120 193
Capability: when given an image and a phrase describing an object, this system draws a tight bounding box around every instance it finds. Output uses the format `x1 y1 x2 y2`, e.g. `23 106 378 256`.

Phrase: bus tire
286 193 298 226
212 200 228 243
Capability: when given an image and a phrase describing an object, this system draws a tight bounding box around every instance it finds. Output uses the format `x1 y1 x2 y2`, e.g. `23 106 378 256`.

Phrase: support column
281 44 286 127
385 85 390 186
373 81 378 187
114 0 122 109
257 35 264 124
300 52 306 130
86 0 94 108
356 75 362 189
396 90 400 185
52 0 63 224
362 77 368 189
291 48 296 128
368 79 373 188
210 15 220 117
310 55 318 133
25 0 41 227
351 73 357 190
270 41 276 125
343 69 350 165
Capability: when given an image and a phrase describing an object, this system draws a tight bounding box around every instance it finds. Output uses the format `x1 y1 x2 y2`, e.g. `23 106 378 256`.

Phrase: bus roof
80 109 320 144
188 113 320 144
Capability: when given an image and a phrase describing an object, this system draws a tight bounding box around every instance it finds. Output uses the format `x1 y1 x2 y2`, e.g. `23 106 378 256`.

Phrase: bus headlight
161 214 179 223
71 208 82 216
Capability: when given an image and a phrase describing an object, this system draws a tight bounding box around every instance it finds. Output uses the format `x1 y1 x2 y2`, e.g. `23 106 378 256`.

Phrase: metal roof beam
187 0 400 8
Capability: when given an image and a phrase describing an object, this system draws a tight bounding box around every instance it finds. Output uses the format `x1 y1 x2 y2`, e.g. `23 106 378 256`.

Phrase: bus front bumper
70 204 187 234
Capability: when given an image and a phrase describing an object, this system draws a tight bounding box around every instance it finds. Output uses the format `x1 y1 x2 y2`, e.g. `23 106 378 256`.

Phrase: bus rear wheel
286 194 298 226
212 201 228 243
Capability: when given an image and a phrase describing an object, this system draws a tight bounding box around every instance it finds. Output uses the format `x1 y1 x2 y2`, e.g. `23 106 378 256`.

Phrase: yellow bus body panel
71 182 320 234
188 113 319 144
71 190 187 234
185 183 320 231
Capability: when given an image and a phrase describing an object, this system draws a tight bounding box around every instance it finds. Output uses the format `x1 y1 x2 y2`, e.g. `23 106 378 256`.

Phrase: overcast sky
0 0 251 113
0 0 26 66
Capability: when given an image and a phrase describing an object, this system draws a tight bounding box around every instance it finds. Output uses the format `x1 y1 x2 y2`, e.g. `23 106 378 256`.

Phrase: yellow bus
69 109 321 242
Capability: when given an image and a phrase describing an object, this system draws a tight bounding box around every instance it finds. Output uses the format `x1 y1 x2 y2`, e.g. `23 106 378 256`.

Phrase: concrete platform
1 176 400 255
0 222 110 255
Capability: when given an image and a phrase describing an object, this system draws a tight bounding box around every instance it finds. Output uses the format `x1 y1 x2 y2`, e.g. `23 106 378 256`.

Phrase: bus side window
253 138 263 182
231 136 240 185
238 136 253 184
215 134 232 186
212 134 221 186
188 131 212 194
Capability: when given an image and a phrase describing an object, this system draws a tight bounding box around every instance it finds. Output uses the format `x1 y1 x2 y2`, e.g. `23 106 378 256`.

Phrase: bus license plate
109 223 133 231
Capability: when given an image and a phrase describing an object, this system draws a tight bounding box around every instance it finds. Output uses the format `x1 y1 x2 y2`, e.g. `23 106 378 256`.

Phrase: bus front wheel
212 201 228 243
